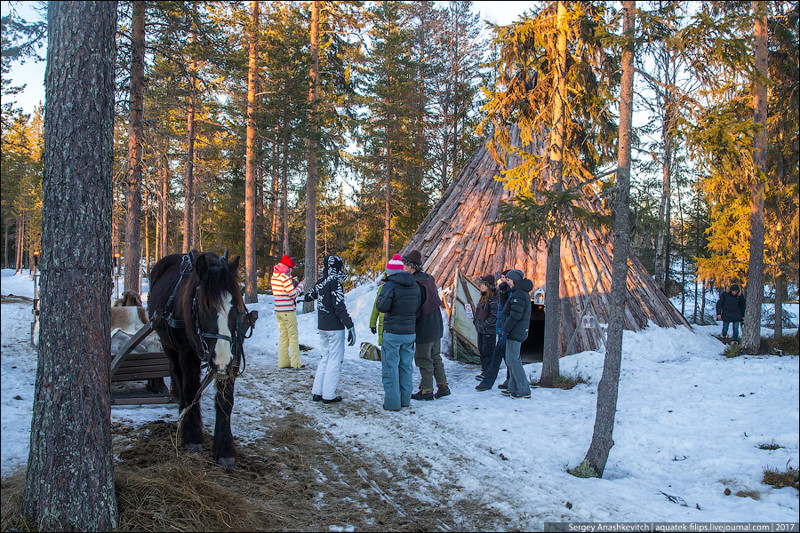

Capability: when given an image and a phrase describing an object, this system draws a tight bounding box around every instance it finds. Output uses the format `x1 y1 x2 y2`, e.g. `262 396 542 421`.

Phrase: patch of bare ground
2 411 503 532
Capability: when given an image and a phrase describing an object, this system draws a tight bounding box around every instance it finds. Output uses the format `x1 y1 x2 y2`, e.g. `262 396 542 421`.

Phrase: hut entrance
520 303 545 363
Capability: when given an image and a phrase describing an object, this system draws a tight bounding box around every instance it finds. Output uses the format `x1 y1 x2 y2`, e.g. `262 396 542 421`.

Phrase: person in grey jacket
304 255 355 404
500 269 532 399
375 254 422 411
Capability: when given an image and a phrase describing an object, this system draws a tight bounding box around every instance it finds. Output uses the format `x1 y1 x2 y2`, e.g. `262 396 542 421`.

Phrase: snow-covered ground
2 268 798 527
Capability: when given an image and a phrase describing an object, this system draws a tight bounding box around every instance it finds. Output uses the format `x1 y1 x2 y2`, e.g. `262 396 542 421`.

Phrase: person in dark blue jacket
716 283 746 342
375 254 422 411
304 255 355 404
499 269 532 399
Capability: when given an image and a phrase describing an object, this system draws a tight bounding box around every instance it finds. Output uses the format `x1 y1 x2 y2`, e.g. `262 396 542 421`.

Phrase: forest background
2 0 798 319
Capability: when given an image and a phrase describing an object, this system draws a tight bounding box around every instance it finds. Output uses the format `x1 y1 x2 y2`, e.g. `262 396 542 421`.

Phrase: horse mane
149 253 184 288
177 252 243 314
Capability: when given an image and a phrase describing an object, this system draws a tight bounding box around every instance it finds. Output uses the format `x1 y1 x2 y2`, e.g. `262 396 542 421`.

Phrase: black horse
148 251 255 467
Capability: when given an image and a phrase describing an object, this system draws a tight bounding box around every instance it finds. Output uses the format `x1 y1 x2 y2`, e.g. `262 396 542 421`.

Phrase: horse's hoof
185 443 203 453
217 456 235 469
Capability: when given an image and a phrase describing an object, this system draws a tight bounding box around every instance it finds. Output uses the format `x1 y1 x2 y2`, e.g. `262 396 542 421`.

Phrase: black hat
402 249 423 269
730 284 740 292
479 274 496 287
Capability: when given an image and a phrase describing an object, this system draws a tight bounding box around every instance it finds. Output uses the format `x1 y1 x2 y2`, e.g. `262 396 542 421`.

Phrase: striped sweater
271 263 304 313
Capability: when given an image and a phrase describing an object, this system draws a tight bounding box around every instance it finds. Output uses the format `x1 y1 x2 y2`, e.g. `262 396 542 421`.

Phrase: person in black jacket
476 270 512 392
402 249 450 401
473 274 499 381
500 269 532 399
375 254 422 411
716 283 746 342
304 255 355 404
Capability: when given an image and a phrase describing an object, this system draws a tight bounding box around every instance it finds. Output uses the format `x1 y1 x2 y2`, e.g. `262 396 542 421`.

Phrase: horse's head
192 252 255 376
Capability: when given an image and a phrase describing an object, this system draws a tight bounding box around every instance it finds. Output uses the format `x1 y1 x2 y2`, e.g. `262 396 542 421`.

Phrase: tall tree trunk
654 112 672 291
182 85 196 253
244 0 259 303
124 0 145 293
23 2 118 529
303 0 320 313
577 0 635 479
774 273 783 339
281 111 290 256
159 146 169 259
385 135 393 262
3 220 8 269
540 0 568 387
143 188 149 282
743 0 767 353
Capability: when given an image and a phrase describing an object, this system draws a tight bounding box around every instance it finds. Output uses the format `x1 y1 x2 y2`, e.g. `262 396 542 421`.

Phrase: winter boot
434 385 451 399
411 389 434 401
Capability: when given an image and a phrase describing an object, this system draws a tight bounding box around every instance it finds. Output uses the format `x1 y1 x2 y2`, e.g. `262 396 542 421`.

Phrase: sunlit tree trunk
742 0 767 353
303 0 320 312
244 0 259 303
540 0 567 387
23 2 118 529
124 0 145 293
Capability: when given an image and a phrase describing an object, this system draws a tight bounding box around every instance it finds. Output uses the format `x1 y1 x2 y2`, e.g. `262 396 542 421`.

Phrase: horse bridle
161 250 257 378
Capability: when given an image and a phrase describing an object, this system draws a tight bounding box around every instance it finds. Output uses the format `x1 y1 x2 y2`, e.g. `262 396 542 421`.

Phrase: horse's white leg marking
214 291 234 372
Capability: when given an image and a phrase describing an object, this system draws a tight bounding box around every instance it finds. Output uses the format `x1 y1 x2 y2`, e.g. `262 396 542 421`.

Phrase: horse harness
158 251 255 378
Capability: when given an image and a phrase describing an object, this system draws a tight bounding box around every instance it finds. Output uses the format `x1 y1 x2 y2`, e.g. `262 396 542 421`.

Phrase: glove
370 326 377 334
303 293 313 302
347 327 356 347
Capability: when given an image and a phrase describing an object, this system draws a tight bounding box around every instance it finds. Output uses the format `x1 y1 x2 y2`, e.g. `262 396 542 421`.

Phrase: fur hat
280 255 295 268
505 269 524 284
385 254 404 275
478 274 496 287
402 249 423 269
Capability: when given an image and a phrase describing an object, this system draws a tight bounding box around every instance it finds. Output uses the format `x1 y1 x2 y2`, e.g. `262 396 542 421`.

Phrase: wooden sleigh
109 318 175 406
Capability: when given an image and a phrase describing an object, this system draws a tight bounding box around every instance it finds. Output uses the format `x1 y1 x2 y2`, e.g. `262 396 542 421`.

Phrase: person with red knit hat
375 253 421 411
271 255 305 369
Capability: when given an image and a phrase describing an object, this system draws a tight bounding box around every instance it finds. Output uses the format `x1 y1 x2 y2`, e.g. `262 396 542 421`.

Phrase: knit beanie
730 283 740 292
280 255 295 268
506 269 524 284
385 254 404 275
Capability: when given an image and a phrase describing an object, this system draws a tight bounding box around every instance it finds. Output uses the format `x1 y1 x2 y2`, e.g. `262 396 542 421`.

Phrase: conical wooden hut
400 128 690 363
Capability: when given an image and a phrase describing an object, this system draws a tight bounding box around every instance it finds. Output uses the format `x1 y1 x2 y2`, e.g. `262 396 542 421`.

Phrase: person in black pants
473 274 499 381
716 283 746 343
476 270 512 391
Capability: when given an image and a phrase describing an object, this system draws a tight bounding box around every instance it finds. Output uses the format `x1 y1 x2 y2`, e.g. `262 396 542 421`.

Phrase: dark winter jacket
376 271 422 335
304 255 354 331
501 278 533 342
716 290 746 322
496 282 512 335
473 288 499 336
412 271 444 344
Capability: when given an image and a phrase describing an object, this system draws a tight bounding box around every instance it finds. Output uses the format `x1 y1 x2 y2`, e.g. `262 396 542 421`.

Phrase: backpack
359 341 381 361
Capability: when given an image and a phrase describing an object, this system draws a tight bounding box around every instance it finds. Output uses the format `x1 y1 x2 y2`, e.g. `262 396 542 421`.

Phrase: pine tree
23 2 118 529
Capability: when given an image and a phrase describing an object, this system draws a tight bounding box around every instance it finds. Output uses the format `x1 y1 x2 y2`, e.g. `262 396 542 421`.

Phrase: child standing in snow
271 255 305 369
304 255 355 404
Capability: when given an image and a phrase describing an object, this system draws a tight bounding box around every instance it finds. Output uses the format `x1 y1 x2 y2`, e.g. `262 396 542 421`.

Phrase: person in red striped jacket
271 255 305 369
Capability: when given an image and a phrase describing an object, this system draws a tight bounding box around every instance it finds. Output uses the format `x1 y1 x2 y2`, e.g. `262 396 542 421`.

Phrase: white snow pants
312 329 345 401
